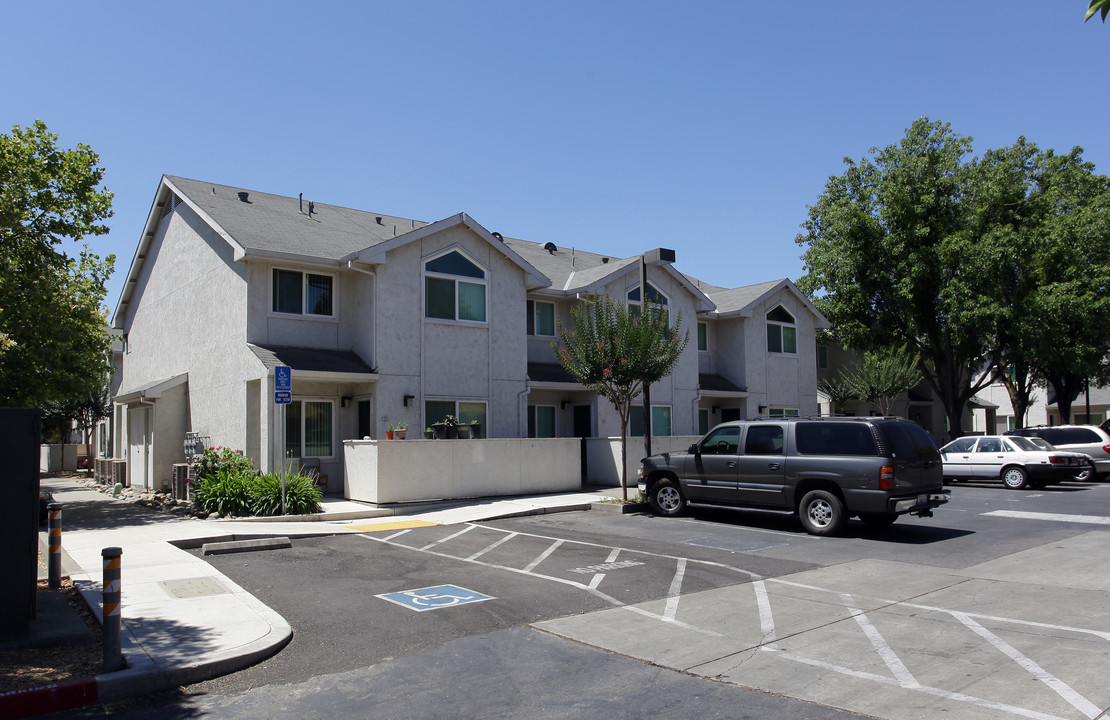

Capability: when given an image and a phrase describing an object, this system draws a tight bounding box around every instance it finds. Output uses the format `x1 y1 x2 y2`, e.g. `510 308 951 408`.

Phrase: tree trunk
1048 373 1084 424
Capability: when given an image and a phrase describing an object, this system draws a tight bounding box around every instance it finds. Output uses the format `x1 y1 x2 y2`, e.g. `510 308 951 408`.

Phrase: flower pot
385 430 394 440
446 426 458 439
433 424 448 440
396 430 407 440
456 426 470 439
424 430 434 439
468 423 482 439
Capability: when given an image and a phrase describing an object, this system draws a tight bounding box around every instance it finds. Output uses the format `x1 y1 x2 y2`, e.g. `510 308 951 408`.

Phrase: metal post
102 547 123 672
47 504 62 590
280 404 287 516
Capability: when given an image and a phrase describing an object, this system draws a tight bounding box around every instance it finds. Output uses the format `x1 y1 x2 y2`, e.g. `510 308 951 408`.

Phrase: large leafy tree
553 294 688 499
0 120 115 408
964 141 1110 424
796 118 990 439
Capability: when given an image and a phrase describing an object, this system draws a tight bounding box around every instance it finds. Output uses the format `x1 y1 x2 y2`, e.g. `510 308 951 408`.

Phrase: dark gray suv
637 416 949 535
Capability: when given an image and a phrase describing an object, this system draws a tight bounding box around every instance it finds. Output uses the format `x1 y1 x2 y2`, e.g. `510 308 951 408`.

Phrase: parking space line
951 611 1103 719
770 648 1072 720
983 510 1110 525
420 525 475 551
841 594 919 689
589 549 621 590
522 539 565 572
465 531 518 561
753 580 778 648
662 559 686 623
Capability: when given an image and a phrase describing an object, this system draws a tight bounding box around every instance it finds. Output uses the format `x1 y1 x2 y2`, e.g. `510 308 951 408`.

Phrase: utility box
0 408 41 642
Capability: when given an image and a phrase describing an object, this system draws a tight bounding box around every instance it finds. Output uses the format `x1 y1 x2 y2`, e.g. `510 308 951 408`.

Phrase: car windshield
1007 436 1043 452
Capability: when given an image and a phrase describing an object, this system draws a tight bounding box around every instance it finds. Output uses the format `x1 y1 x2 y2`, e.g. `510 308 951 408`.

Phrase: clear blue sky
4 1 1105 310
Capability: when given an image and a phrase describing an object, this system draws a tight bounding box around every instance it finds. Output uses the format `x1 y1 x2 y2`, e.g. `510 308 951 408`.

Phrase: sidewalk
5 475 627 717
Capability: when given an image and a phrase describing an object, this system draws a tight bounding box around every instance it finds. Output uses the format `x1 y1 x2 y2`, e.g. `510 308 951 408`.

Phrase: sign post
274 366 292 515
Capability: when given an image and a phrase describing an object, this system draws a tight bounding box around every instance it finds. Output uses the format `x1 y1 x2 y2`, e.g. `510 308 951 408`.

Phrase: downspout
518 386 531 438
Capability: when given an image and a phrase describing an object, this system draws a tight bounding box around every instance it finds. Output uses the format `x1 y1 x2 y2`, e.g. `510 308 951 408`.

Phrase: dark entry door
573 405 591 438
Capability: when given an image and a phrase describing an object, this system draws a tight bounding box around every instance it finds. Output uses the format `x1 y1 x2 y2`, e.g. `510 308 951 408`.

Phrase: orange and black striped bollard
48 503 62 590
102 547 123 672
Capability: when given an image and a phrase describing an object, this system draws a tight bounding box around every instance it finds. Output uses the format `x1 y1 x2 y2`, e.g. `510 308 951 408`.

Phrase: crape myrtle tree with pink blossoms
553 293 688 500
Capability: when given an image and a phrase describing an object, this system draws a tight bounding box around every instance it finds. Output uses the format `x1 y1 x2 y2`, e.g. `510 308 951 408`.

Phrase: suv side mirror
688 443 699 454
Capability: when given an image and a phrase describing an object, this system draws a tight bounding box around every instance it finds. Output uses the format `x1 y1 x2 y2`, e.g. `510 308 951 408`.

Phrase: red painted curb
0 677 98 719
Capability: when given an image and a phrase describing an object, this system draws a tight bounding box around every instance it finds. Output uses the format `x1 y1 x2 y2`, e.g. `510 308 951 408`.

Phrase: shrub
250 473 322 516
195 446 255 483
192 466 254 517
193 469 322 518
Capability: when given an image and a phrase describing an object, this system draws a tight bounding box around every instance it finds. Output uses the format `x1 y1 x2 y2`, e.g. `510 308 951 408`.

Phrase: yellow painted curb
347 520 440 533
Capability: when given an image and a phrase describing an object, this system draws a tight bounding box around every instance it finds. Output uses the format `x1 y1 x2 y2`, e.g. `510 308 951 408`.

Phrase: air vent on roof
543 242 557 254
376 216 383 225
308 201 315 217
602 257 609 264
492 232 504 242
237 192 250 203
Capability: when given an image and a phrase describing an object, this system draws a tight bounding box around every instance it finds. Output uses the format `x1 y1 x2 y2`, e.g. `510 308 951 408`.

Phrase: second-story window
627 282 669 326
527 300 555 336
425 250 487 322
273 269 334 316
766 305 797 354
697 322 708 351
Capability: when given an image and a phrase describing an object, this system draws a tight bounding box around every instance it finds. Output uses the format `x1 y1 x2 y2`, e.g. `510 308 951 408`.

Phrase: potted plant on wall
433 415 460 439
395 422 407 440
385 424 395 440
468 419 482 439
424 426 434 439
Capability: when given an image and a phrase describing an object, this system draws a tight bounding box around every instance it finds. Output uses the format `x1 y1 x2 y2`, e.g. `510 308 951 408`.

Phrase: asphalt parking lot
79 479 1110 720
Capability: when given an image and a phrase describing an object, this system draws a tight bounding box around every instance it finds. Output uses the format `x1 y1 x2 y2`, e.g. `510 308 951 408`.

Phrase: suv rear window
1040 428 1101 445
877 421 939 460
796 422 878 456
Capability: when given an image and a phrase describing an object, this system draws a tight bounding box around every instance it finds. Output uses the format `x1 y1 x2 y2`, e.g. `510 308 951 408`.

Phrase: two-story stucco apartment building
109 176 829 492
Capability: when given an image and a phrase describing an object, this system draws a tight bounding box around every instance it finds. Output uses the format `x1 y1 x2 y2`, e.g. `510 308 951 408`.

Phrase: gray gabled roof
166 176 430 264
702 277 830 328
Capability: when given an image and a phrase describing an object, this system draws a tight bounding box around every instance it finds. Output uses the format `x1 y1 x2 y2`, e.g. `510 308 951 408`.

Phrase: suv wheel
798 490 846 536
649 478 686 517
1001 466 1028 490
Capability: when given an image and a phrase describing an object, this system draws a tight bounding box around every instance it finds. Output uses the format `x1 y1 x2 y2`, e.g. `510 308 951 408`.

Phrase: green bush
195 447 255 482
192 468 322 518
250 473 322 516
192 467 254 517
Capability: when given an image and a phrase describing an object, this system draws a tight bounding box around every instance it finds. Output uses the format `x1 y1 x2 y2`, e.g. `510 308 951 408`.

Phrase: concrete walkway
22 475 628 713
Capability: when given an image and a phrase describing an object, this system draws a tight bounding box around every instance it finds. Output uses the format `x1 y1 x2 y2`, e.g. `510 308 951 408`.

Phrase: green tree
553 294 688 499
962 140 1110 424
841 348 922 416
1087 0 1110 22
0 120 115 407
817 375 855 416
796 118 991 439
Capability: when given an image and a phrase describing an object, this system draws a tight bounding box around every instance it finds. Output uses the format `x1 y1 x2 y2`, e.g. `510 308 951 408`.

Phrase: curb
590 501 650 514
0 677 98 719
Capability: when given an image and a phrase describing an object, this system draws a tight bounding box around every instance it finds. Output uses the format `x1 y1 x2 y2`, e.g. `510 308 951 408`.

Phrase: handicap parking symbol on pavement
376 585 494 612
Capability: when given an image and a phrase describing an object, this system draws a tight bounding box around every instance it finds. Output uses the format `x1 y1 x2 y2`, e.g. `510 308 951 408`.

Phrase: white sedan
939 435 1092 489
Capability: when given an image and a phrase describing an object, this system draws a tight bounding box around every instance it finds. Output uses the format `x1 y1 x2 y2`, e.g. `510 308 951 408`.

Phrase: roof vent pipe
237 191 250 203
299 193 303 213
376 216 383 225
308 201 315 217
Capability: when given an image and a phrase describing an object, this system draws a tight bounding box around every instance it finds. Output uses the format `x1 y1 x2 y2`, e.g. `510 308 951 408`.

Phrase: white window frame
768 407 800 418
766 305 797 355
270 267 337 320
527 299 556 337
423 248 489 325
284 398 337 459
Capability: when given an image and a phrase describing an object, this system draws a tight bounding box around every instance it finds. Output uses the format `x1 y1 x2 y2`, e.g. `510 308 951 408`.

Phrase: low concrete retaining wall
343 438 582 504
342 435 703 503
40 444 87 472
582 436 699 486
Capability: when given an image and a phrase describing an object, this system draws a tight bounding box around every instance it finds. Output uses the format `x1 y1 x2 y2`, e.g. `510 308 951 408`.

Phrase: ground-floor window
629 406 672 436
426 400 488 432
285 399 334 458
698 408 710 435
528 405 557 438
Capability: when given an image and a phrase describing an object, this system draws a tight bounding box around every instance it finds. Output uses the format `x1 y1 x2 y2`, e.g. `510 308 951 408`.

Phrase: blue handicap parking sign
377 585 493 612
